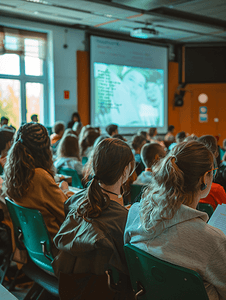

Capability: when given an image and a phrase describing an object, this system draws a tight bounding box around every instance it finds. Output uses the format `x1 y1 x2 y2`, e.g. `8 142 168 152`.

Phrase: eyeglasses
207 167 218 178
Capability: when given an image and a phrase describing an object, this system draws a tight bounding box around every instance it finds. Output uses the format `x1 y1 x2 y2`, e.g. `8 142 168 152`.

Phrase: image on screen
94 63 164 128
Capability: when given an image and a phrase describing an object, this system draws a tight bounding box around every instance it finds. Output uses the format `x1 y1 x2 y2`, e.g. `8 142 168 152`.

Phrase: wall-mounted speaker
174 89 186 107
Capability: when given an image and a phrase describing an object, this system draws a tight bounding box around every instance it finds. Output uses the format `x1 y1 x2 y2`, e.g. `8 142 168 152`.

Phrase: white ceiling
1 0 226 44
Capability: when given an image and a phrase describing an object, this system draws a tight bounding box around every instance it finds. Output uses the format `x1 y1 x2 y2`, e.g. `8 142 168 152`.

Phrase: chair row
2 198 210 299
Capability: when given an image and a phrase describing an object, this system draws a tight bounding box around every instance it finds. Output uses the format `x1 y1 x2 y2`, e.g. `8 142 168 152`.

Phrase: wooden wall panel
76 56 226 146
77 51 90 125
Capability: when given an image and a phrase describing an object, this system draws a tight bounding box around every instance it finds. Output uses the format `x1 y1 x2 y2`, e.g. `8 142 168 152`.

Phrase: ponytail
77 176 110 222
140 140 213 232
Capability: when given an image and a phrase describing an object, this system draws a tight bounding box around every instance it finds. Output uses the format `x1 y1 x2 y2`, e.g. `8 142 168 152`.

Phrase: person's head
184 134 198 142
131 135 146 154
106 124 118 136
52 121 65 137
80 129 100 157
112 134 127 141
148 127 157 139
197 135 218 159
138 130 148 140
168 125 175 133
3 123 53 199
122 69 146 100
78 138 135 221
31 114 38 123
175 131 186 143
140 141 214 232
141 143 166 168
57 134 80 160
0 128 15 155
1 116 8 127
71 112 81 123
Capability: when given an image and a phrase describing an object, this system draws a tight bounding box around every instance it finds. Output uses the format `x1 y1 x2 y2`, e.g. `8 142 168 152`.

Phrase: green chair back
130 184 143 204
124 244 209 300
58 168 83 189
5 198 54 274
197 203 214 219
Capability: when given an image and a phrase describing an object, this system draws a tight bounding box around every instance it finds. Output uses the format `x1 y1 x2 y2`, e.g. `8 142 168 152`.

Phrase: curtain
0 26 47 59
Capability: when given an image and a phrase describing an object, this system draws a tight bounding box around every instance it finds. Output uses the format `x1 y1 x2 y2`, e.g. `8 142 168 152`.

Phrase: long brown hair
3 123 54 199
140 140 213 232
56 134 80 160
77 138 135 221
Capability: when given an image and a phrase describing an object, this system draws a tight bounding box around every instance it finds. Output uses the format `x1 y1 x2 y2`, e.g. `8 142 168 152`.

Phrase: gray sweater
124 203 226 300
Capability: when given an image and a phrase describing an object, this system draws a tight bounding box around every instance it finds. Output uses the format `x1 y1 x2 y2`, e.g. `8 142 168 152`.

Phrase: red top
200 182 226 210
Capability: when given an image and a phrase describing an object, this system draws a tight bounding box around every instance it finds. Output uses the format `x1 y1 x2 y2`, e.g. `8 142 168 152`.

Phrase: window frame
0 33 48 126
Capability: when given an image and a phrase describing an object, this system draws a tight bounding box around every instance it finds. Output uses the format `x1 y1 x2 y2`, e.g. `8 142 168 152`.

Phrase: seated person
52 138 135 280
67 112 81 129
125 140 226 299
80 129 100 159
133 143 166 185
164 125 175 142
3 123 71 246
1 116 8 127
198 135 226 209
50 121 65 146
168 131 186 151
147 127 157 143
54 134 83 176
0 127 15 172
31 114 38 123
105 124 118 137
131 134 146 176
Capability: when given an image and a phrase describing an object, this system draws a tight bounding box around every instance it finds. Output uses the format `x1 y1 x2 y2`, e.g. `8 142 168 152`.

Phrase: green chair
5 198 54 273
5 198 59 299
124 244 209 300
58 167 83 189
130 184 143 204
197 202 214 219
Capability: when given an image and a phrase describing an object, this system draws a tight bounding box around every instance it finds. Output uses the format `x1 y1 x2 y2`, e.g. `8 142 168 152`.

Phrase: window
0 27 47 129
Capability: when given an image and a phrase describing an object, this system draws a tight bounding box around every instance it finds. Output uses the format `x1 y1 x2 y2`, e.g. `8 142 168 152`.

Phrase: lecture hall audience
2 114 226 299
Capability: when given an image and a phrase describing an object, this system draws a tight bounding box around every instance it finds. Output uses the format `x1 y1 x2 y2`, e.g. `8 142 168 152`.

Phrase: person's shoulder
64 189 87 215
206 222 226 242
34 168 55 184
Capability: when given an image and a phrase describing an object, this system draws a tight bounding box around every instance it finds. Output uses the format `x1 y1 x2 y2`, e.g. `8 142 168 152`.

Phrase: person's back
3 123 70 245
53 138 135 280
125 141 226 300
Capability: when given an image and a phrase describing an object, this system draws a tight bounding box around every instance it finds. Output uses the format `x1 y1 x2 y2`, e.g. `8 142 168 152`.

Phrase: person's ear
122 164 130 183
200 172 209 191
